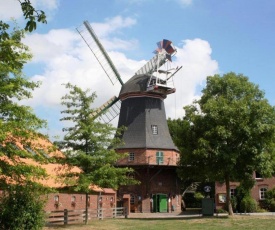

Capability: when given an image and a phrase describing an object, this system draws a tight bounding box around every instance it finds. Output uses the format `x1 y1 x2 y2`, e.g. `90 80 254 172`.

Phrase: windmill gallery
76 21 183 213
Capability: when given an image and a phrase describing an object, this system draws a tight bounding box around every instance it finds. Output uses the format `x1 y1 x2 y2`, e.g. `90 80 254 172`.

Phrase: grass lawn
44 215 275 230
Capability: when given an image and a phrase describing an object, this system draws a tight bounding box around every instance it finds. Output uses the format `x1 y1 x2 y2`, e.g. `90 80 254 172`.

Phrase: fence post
124 207 128 218
64 209 68 225
113 207 116 218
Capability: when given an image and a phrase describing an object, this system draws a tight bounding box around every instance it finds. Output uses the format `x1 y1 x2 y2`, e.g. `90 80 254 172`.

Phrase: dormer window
151 125 158 135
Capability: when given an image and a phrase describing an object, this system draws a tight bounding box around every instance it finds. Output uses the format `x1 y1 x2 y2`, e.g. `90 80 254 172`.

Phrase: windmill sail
77 21 124 86
135 53 167 76
135 39 177 76
91 96 121 123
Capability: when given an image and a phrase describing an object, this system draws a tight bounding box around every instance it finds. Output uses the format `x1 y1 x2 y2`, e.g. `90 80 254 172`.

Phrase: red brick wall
116 148 179 166
44 193 116 212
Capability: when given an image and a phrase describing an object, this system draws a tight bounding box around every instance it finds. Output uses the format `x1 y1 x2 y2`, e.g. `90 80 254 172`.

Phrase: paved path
128 211 203 219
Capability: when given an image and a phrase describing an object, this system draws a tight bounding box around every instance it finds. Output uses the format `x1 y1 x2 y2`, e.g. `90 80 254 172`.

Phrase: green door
159 194 167 213
152 194 167 212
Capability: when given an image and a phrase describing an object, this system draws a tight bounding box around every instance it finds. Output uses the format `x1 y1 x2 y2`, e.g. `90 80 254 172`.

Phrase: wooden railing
45 207 127 226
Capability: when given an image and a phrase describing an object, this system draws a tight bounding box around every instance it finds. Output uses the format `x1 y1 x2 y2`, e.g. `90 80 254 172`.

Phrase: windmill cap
119 74 169 100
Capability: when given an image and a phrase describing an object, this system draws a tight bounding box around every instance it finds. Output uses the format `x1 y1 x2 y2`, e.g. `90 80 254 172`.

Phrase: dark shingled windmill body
77 21 182 213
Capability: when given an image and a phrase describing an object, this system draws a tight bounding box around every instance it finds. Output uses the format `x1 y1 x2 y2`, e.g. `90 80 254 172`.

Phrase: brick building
0 135 117 212
215 172 275 210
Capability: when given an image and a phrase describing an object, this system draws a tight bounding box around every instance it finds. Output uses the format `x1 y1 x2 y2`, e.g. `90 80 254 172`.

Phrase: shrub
261 187 275 211
240 195 257 213
0 183 47 230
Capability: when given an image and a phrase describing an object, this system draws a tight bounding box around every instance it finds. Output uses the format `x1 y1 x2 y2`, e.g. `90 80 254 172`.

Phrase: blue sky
1 0 275 140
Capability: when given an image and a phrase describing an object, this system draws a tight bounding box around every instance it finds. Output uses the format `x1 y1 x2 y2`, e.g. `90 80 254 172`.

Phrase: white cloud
165 38 219 119
0 0 59 21
176 0 193 6
0 0 21 20
91 16 137 38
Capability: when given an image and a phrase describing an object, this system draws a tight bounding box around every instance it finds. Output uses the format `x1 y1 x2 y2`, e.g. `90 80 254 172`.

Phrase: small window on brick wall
54 195 59 202
129 152 135 161
156 151 163 165
259 187 268 200
255 171 263 179
130 195 135 204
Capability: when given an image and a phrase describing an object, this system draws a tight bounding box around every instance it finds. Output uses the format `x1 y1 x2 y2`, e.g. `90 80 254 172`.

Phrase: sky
1 0 275 141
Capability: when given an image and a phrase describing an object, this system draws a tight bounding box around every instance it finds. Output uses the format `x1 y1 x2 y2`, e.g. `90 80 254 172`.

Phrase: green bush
261 188 275 211
240 195 257 213
0 183 47 230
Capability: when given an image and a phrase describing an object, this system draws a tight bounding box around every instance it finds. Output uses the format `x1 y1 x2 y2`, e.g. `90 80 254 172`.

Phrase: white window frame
151 125 158 135
129 152 135 161
259 187 268 200
130 195 135 204
156 151 163 165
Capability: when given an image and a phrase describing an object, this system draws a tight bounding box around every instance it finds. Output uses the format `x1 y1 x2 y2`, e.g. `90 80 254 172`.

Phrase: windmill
77 21 181 124
77 21 182 213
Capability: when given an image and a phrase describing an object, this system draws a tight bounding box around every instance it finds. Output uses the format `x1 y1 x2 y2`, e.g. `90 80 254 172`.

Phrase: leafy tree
0 3 49 229
0 21 48 186
59 83 137 223
0 183 47 230
169 72 275 215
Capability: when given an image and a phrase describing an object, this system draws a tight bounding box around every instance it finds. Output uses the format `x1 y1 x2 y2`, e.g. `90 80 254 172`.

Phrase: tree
0 3 49 229
169 72 275 215
59 83 137 223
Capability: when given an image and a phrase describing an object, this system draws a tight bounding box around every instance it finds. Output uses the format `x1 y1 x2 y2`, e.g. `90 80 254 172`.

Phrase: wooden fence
45 207 127 226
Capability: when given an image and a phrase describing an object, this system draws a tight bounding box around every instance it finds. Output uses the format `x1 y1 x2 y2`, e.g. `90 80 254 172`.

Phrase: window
151 125 158 135
37 149 50 158
230 188 236 198
156 151 163 164
24 145 37 156
54 195 59 202
129 152 135 161
259 187 268 200
130 195 135 204
255 172 263 179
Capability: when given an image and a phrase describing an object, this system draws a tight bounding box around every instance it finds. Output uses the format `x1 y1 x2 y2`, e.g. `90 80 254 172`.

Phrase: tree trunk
225 175 234 215
85 193 88 224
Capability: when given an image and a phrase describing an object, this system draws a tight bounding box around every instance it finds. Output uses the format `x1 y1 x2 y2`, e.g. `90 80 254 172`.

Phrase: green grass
44 215 275 230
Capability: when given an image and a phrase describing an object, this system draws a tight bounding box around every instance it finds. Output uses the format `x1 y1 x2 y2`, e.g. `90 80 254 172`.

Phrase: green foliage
0 17 48 186
194 192 204 201
261 187 275 211
59 83 138 192
169 72 275 214
240 195 258 213
19 0 47 32
0 3 49 229
0 183 47 230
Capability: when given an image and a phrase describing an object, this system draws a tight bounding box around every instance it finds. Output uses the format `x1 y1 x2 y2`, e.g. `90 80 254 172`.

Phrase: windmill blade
91 96 121 123
135 53 167 76
76 21 124 86
135 39 177 76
